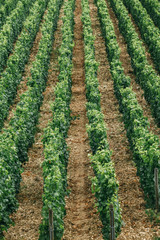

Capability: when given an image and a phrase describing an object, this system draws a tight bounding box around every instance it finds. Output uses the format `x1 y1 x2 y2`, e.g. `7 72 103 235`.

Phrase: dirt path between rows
3 4 64 239
62 0 103 239
89 0 160 239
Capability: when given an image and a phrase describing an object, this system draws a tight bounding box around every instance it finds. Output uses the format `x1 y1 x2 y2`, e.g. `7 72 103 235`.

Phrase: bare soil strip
3 5 64 240
89 0 160 239
62 0 103 239
105 1 160 138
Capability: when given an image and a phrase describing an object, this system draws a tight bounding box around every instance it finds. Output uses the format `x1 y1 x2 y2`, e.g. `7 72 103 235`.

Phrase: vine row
39 0 75 238
0 0 48 130
0 0 37 73
139 0 160 29
108 0 160 126
82 0 122 238
96 0 160 207
0 0 19 29
122 0 160 73
0 0 62 235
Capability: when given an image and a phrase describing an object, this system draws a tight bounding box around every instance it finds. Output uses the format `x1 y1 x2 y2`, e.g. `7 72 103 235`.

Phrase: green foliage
109 0 160 126
122 0 160 72
39 171 65 240
39 129 68 240
0 0 38 74
120 87 160 206
0 0 62 234
86 110 108 154
9 87 41 162
81 0 122 238
95 0 160 209
0 0 48 130
91 154 121 239
39 0 75 238
0 132 20 235
7 0 61 163
0 166 17 236
140 0 160 29
0 0 19 29
51 98 71 138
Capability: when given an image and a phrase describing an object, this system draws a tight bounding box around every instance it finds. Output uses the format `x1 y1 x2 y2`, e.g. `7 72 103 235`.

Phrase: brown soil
3 4 64 240
62 0 103 239
89 0 160 239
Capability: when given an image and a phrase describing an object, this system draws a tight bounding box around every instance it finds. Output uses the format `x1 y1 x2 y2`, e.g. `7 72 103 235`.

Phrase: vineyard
0 0 160 239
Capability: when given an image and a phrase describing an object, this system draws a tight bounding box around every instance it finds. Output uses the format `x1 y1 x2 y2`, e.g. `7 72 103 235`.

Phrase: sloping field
0 0 160 239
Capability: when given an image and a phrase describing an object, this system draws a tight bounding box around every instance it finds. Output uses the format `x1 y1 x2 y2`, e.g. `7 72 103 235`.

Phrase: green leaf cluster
95 0 160 208
140 0 160 30
109 0 160 126
0 0 61 234
7 0 61 163
95 0 131 102
122 0 160 73
81 0 122 238
39 0 75 238
91 155 121 239
0 0 5 4
0 0 48 131
0 131 20 236
0 0 19 29
120 87 160 206
0 0 38 74
39 128 68 240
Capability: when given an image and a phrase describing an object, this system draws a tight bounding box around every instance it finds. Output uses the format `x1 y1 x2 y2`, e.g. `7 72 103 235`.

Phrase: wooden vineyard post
109 204 115 240
49 209 54 240
154 168 159 212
